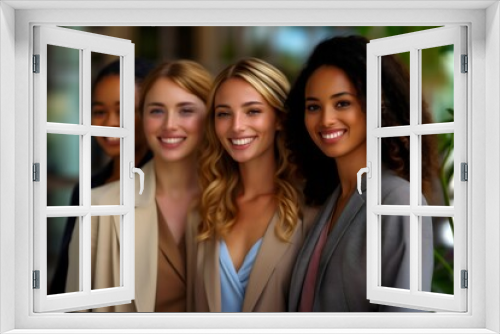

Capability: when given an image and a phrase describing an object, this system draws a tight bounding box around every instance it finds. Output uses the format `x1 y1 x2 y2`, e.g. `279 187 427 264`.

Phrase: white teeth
322 131 344 139
231 137 254 146
161 137 184 144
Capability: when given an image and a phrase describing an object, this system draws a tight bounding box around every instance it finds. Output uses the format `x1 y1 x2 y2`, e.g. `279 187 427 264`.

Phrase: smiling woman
189 58 312 312
285 35 436 312
66 60 213 312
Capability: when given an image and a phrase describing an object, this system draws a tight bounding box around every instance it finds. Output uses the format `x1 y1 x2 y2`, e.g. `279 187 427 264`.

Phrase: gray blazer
288 169 434 312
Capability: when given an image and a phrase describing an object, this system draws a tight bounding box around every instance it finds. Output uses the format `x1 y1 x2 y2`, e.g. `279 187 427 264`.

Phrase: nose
105 110 120 127
320 106 337 128
163 112 178 131
232 112 245 132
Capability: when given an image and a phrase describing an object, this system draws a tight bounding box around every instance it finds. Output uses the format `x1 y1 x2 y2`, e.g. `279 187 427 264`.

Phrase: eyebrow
215 101 264 109
91 101 120 107
145 102 196 108
305 92 355 101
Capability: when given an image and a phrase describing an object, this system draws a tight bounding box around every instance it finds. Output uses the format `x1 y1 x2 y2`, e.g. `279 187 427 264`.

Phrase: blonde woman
189 58 309 312
67 60 212 312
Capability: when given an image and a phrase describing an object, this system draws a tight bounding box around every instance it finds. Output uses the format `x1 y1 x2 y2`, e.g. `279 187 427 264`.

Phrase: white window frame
366 26 468 312
33 25 136 313
0 1 498 333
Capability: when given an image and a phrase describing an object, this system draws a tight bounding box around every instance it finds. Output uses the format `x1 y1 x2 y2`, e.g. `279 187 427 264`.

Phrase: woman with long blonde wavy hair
189 58 310 312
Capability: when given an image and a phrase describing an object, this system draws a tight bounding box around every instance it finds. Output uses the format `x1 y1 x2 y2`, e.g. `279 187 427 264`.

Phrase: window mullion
81 47 92 294
409 47 420 294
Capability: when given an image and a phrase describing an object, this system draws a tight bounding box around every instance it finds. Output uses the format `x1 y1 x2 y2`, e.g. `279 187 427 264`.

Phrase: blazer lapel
203 235 221 312
288 189 339 311
242 212 290 312
112 161 158 312
313 184 366 306
157 205 186 282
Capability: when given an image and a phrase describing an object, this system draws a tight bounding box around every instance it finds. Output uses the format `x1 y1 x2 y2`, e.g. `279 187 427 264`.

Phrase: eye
336 100 351 109
91 109 106 118
305 103 320 113
216 111 230 118
247 108 261 115
148 107 164 115
179 107 195 115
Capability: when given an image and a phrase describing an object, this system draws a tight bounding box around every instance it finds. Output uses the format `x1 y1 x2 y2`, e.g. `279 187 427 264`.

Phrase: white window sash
366 25 467 312
32 25 136 313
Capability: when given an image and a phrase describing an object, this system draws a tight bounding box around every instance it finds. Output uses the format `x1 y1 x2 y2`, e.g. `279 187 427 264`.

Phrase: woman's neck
154 156 199 199
237 151 276 200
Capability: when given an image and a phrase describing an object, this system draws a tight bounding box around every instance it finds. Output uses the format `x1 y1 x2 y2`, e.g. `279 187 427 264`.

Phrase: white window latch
129 161 144 195
357 162 371 194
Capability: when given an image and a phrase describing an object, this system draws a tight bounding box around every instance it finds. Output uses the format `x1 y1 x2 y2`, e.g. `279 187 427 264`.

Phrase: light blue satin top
219 238 263 312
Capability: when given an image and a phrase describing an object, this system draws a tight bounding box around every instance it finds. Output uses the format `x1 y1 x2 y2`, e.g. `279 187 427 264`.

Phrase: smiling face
214 78 280 165
142 78 207 163
91 75 147 158
91 75 122 157
304 65 367 161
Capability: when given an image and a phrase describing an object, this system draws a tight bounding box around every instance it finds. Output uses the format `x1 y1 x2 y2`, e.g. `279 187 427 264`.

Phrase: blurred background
46 26 455 300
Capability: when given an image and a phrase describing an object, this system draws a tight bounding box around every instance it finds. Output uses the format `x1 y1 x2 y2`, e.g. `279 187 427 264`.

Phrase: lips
229 136 256 150
159 136 186 148
161 137 185 144
103 137 120 146
320 129 346 143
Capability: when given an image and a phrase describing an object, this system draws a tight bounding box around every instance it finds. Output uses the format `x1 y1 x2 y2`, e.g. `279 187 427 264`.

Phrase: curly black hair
285 35 437 205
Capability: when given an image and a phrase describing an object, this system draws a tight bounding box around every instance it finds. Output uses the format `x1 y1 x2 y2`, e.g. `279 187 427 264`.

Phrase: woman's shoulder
380 168 411 205
91 180 120 205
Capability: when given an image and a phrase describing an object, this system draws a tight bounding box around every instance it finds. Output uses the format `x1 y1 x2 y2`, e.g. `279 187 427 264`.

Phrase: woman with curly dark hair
286 36 436 312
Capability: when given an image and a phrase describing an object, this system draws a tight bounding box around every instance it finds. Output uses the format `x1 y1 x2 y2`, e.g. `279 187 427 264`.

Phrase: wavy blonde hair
198 58 302 243
138 60 213 113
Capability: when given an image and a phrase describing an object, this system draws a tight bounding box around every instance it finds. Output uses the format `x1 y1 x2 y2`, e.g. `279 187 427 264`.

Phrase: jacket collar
203 212 297 312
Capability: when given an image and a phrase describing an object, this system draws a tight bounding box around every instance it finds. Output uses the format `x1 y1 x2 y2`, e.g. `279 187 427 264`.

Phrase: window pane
90 53 122 205
422 216 454 295
47 133 80 207
91 137 121 205
91 215 121 290
47 45 80 124
421 133 454 206
381 136 410 205
91 53 121 127
48 216 81 294
380 52 410 127
421 45 454 124
381 215 410 290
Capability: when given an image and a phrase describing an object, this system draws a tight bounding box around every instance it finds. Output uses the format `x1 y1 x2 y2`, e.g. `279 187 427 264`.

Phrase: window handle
129 161 145 195
357 162 371 194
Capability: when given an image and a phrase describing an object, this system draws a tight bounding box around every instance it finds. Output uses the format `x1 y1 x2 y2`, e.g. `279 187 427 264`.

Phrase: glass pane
421 216 454 295
91 137 121 205
91 53 121 128
90 53 122 204
380 52 410 127
47 45 80 124
421 45 454 124
421 133 454 206
381 136 410 205
48 216 81 294
381 215 410 290
47 133 80 206
91 215 121 290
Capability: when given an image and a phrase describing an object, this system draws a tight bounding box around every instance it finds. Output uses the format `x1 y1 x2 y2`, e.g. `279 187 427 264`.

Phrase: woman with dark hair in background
286 36 436 312
49 58 155 295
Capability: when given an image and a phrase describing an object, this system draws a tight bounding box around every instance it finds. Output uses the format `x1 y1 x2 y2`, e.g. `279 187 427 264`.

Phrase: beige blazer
66 160 186 312
188 210 315 312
